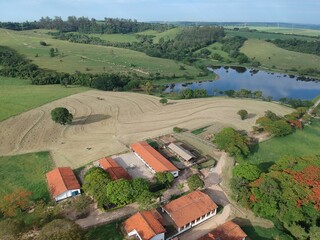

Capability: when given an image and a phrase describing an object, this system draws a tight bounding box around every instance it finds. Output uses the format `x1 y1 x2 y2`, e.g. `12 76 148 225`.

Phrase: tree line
0 16 174 34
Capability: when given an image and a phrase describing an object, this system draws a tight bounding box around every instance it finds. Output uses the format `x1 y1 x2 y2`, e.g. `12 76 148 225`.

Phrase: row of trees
0 16 174 34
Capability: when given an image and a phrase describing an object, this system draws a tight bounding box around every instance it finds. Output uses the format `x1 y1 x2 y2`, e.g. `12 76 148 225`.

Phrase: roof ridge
170 193 206 212
144 144 177 170
139 212 157 237
57 167 67 190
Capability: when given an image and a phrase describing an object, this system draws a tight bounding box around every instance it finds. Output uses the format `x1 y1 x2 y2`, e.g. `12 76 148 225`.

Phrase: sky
0 0 319 24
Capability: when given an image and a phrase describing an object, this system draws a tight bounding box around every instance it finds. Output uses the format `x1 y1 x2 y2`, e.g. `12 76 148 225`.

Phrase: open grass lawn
152 27 183 43
0 28 200 77
241 26 320 37
0 151 53 202
241 39 320 71
242 225 293 240
86 221 124 240
247 120 320 171
0 76 89 121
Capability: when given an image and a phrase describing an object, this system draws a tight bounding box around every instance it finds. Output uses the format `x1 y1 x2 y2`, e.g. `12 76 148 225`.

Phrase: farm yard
0 90 292 168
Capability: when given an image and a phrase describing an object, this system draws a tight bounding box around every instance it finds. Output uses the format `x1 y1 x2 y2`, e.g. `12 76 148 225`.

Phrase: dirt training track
0 91 291 168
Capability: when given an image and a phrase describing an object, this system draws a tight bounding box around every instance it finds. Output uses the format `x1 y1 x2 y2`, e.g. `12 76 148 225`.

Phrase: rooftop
46 167 80 198
163 190 218 228
198 221 247 240
98 157 131 180
130 141 178 173
168 142 195 161
123 210 166 240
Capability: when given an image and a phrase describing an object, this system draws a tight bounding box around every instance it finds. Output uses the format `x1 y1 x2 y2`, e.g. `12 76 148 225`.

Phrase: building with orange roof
46 167 81 202
130 141 179 177
123 210 166 240
97 157 132 180
162 190 218 234
198 221 247 240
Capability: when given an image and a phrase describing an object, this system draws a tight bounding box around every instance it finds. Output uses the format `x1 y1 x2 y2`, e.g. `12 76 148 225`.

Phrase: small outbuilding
123 210 166 240
46 167 81 202
197 221 247 240
167 142 195 161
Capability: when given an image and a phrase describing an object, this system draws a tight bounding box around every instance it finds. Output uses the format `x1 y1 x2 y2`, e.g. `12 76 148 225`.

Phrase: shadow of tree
247 113 257 119
72 114 110 125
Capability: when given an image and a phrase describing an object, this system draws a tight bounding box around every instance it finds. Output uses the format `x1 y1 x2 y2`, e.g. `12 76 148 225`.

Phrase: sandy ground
0 90 291 168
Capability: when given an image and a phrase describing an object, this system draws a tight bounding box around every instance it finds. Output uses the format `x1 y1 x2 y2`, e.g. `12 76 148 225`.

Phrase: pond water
164 67 320 100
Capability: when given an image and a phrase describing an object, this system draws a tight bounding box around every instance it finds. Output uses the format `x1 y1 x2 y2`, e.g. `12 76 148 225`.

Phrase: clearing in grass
246 119 320 171
0 151 53 202
85 221 124 240
0 76 89 122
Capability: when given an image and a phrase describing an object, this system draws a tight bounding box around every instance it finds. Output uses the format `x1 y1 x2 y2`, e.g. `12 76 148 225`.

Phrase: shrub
187 174 204 191
173 127 183 133
237 109 248 120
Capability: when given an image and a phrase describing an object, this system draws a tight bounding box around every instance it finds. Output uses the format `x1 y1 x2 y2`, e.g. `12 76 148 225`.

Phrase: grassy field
0 151 53 202
0 28 201 76
90 33 138 43
241 39 320 71
152 27 183 43
225 29 317 41
247 120 320 171
85 221 124 240
0 76 89 121
242 225 293 240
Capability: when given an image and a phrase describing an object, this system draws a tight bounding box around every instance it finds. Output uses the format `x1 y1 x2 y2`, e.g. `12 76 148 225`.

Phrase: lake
164 67 320 100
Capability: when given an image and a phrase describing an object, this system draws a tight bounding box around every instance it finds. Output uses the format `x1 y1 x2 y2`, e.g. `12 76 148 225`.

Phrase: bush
40 41 47 46
187 174 204 191
233 163 261 181
173 127 183 133
51 107 73 125
0 219 25 240
237 109 248 120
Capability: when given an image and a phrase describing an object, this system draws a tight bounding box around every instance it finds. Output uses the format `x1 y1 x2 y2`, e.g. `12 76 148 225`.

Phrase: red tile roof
130 141 178 173
123 210 166 240
98 157 131 180
198 221 247 240
163 190 218 228
46 167 80 198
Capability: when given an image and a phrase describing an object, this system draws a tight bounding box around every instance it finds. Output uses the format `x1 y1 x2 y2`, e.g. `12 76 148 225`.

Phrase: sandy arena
0 90 292 168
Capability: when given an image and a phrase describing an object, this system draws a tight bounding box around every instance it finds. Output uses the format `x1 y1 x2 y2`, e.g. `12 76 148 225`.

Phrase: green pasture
241 39 320 71
242 225 293 240
86 221 124 240
0 28 200 76
246 120 320 171
0 76 88 121
153 27 183 43
0 152 53 202
225 29 317 41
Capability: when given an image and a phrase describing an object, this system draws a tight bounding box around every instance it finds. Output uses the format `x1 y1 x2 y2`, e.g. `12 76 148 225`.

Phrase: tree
82 167 111 208
155 172 174 187
137 190 156 210
51 107 73 125
237 109 248 120
0 189 32 217
213 127 250 159
40 41 47 46
106 179 133 206
38 219 85 240
49 48 55 57
159 98 168 105
131 178 150 199
141 81 153 94
173 127 183 133
233 163 261 181
187 174 204 191
0 219 25 240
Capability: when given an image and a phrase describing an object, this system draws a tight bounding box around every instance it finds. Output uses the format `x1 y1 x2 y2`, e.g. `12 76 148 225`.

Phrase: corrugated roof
198 221 247 240
130 141 178 173
98 157 131 180
123 210 166 240
163 190 218 228
46 167 80 198
168 142 195 161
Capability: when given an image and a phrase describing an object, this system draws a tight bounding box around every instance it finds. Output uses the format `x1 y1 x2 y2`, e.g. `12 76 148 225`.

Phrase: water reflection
164 67 320 100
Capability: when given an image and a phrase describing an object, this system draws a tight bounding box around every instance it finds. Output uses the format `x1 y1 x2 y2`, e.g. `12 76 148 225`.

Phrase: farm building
198 221 247 240
123 210 166 240
162 190 218 234
97 157 132 180
46 167 81 202
167 142 195 161
130 141 179 177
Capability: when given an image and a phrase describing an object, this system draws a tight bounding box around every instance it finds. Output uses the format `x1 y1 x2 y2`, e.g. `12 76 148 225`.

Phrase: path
308 98 320 115
76 202 139 229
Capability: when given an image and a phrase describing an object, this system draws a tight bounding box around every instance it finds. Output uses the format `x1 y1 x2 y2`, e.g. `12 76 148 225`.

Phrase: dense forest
0 16 174 33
